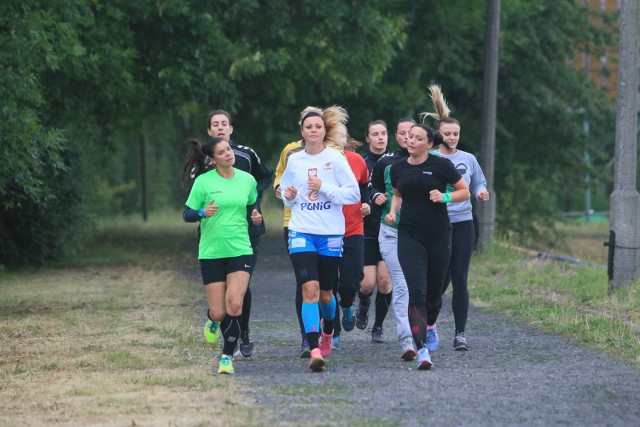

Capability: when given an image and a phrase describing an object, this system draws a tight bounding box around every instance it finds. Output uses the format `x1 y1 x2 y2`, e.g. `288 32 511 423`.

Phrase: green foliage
492 0 616 244
0 0 622 266
0 1 90 265
0 1 71 209
0 150 90 267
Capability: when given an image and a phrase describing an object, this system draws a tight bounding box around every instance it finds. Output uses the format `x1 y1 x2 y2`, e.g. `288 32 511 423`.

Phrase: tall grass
470 241 640 365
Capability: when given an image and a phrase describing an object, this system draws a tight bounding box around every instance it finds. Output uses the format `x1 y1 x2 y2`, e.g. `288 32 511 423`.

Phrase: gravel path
199 236 640 426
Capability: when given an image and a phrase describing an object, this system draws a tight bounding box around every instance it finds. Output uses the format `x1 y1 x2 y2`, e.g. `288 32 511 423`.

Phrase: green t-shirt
185 168 257 259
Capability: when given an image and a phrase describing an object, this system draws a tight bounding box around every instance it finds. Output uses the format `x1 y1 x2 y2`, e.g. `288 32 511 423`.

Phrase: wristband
442 193 452 203
199 208 204 218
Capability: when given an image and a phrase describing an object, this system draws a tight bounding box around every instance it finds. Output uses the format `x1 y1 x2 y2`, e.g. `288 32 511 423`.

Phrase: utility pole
477 0 500 250
608 0 640 289
140 134 148 222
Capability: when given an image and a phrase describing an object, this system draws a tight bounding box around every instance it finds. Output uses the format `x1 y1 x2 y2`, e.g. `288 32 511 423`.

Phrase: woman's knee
319 289 334 305
408 286 426 305
208 306 226 322
378 274 392 293
302 281 320 301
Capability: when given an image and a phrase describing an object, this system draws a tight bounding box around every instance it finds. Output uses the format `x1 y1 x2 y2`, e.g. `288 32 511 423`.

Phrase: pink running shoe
319 331 334 357
309 348 326 372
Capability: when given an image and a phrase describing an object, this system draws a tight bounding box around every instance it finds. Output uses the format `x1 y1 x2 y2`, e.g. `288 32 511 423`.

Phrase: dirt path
199 236 640 426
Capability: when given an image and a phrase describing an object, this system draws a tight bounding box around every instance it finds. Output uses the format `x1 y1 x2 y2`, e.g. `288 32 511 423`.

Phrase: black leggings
398 228 451 324
337 235 364 307
241 235 260 334
441 220 474 333
333 234 364 335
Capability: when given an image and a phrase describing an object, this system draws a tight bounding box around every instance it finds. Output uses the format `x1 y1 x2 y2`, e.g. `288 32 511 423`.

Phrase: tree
0 0 620 266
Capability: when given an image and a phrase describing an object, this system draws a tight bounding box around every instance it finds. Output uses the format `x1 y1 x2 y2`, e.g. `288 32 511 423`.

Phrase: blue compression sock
301 302 320 334
319 295 337 321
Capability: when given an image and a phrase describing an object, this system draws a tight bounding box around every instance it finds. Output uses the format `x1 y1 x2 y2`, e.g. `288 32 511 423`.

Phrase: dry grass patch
0 264 260 426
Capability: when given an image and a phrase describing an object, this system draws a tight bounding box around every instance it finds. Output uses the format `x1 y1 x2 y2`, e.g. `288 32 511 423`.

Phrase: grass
0 211 262 426
1 210 639 424
470 219 640 366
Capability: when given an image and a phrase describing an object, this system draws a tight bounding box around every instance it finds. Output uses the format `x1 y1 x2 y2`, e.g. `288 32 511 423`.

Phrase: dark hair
433 131 446 148
365 120 388 138
410 124 437 143
207 109 233 129
301 111 322 126
181 137 227 190
398 117 416 125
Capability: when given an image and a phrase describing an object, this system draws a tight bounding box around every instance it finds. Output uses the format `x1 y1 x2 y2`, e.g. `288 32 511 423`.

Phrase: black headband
302 111 322 123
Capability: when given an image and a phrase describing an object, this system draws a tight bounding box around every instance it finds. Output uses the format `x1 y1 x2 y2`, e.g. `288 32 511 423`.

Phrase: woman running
330 123 370 349
280 106 359 371
385 123 469 370
369 118 416 360
182 137 262 374
272 108 314 358
357 120 392 343
422 85 490 351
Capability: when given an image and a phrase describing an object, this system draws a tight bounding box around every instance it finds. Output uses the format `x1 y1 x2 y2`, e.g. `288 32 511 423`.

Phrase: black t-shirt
390 154 462 234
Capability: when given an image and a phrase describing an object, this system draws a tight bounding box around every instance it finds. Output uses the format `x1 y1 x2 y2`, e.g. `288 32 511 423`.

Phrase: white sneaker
400 336 416 361
416 347 433 370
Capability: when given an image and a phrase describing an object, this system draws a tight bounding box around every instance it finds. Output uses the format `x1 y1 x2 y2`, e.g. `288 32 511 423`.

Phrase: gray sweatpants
378 223 412 341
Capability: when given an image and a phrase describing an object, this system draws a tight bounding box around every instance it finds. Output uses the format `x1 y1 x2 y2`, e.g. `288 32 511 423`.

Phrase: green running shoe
203 320 220 344
217 354 234 374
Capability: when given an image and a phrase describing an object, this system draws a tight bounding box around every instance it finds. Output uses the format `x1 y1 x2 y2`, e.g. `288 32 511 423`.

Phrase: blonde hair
321 105 349 147
345 137 363 151
419 84 451 123
298 105 349 148
298 106 323 126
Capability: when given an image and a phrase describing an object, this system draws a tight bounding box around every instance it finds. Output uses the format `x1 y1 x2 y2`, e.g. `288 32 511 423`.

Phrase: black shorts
200 255 253 284
364 238 383 266
289 252 340 291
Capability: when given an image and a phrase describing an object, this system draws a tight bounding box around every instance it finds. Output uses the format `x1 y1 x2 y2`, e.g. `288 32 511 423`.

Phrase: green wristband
443 193 452 203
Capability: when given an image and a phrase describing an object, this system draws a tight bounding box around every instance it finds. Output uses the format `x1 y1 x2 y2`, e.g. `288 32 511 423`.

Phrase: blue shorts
288 231 343 257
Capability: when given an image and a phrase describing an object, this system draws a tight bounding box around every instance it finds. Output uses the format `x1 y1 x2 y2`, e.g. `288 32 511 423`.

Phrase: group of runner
182 85 490 374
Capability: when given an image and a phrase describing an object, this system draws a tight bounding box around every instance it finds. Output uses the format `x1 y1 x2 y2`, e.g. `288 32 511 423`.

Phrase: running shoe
453 331 470 351
425 325 439 352
332 335 341 349
342 306 356 331
203 320 220 344
400 336 416 361
319 331 334 357
300 336 311 358
371 326 385 343
355 299 369 330
217 354 235 374
308 348 326 372
239 328 254 357
416 347 433 370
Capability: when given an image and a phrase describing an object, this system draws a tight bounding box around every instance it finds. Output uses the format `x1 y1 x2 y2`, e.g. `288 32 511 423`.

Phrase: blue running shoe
332 335 341 349
342 307 355 331
300 336 311 358
203 320 220 344
416 347 433 370
426 326 439 352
